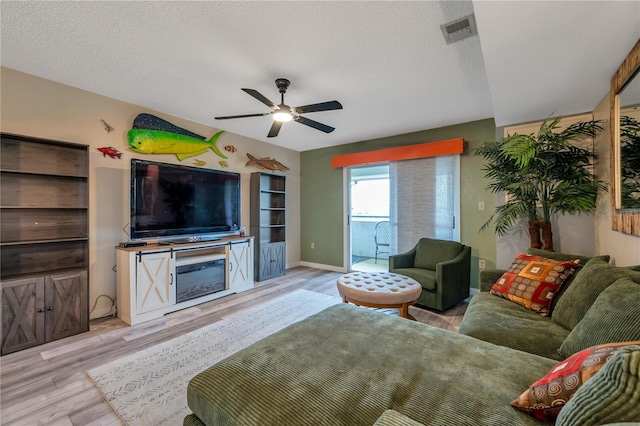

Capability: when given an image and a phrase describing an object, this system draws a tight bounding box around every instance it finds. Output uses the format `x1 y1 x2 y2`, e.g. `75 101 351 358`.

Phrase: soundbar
119 241 148 248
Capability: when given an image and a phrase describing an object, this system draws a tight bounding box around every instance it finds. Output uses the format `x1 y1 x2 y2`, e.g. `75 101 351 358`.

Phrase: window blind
389 155 457 254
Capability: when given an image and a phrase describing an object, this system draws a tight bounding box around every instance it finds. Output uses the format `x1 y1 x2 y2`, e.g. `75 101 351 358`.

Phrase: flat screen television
130 158 241 241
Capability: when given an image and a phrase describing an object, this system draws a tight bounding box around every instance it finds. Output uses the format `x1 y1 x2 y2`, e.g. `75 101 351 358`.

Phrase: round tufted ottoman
336 272 422 320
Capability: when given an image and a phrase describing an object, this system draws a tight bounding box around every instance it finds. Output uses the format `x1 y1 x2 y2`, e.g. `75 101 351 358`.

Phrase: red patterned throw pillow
490 253 579 316
511 341 640 422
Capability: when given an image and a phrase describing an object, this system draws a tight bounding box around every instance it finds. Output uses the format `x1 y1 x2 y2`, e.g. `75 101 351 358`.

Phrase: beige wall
593 93 640 265
1 67 301 318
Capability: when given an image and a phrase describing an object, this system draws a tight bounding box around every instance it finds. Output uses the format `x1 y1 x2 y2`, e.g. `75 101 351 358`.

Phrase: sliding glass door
346 155 460 272
348 165 390 272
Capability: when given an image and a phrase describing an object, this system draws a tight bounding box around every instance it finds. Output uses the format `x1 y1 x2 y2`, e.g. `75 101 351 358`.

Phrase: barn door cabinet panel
250 172 286 281
257 241 286 281
1 270 88 355
45 271 89 342
135 251 176 315
0 133 90 355
1 277 45 355
228 241 253 288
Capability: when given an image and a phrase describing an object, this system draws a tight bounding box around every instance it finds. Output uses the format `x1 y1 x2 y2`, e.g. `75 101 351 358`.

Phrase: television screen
130 159 241 240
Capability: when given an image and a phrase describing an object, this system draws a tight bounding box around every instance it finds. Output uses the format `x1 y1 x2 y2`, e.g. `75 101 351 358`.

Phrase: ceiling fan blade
215 113 270 120
293 100 343 114
242 88 277 108
294 116 335 133
267 120 283 138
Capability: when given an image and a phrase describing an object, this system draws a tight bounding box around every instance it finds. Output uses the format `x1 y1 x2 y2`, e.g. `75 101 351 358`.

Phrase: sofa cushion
555 345 640 426
187 304 556 426
373 410 425 426
414 238 462 271
559 278 640 358
391 268 436 291
458 292 568 360
511 341 640 423
490 253 579 316
526 248 610 266
551 260 640 330
526 249 611 314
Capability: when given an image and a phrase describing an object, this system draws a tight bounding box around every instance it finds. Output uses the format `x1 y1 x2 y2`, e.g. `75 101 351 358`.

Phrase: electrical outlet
311 242 315 249
479 259 486 269
478 201 485 211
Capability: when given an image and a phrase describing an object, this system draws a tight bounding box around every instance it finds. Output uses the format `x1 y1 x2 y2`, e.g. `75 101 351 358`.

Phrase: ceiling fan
215 78 343 138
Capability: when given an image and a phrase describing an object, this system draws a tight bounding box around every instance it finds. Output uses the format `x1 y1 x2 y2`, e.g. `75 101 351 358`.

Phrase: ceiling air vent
441 13 477 44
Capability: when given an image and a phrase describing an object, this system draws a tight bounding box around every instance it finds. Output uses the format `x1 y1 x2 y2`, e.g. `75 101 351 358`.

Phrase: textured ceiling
1 1 639 152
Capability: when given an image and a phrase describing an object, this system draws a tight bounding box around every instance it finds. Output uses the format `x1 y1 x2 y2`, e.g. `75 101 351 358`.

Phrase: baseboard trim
299 261 347 273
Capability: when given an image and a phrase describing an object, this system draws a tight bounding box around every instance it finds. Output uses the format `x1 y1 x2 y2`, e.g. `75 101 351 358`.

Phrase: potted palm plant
476 118 606 251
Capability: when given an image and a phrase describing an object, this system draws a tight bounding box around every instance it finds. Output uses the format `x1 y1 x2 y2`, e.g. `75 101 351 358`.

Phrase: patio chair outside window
374 220 390 264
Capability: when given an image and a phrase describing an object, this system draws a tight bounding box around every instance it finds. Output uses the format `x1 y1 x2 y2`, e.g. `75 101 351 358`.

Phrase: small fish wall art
127 113 227 160
224 145 237 153
193 159 206 167
219 160 229 168
246 153 289 172
101 119 115 133
97 146 122 159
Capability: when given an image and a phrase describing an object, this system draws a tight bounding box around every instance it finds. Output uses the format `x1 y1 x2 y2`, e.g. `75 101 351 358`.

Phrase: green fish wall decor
127 113 227 160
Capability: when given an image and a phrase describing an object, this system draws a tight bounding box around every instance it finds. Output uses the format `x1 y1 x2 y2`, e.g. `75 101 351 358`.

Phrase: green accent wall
300 118 497 288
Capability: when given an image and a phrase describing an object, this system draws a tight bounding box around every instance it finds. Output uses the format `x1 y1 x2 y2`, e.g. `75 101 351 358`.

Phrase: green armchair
389 237 471 311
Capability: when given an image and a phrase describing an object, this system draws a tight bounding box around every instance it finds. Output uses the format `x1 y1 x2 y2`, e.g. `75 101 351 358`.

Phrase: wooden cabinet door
271 242 286 277
257 242 286 281
45 270 88 342
136 252 175 314
272 242 286 276
258 244 273 281
229 242 252 288
1 277 45 355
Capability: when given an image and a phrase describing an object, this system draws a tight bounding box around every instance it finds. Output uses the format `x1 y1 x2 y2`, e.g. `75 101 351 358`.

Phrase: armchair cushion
414 238 463 270
391 268 436 291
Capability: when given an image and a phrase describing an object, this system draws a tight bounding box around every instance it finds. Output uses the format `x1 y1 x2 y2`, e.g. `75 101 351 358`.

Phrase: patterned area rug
87 290 341 425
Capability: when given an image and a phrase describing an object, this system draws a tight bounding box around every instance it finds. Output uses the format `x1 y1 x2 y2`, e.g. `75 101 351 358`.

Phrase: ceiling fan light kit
272 111 293 122
215 78 342 137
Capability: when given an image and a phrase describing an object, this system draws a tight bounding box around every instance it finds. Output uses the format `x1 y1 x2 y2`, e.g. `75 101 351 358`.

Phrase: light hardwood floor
0 266 467 426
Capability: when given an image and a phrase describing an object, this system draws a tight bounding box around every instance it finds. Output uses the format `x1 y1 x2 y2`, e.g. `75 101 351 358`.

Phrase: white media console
116 236 254 325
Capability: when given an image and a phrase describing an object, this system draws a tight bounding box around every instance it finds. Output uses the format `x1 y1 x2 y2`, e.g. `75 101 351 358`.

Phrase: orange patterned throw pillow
511 341 640 422
490 253 579 316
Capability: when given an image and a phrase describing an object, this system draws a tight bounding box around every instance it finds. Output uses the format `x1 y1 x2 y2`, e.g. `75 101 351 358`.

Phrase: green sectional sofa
459 249 640 361
184 249 640 426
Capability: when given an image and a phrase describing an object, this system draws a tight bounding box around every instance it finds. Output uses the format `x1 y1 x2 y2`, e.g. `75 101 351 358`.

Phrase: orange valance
330 138 464 168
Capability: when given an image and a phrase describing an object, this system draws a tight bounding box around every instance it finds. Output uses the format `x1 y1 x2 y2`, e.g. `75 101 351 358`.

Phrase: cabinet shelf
1 237 89 246
1 206 88 209
1 133 89 354
251 172 286 281
1 208 88 242
0 169 88 179
1 136 88 177
1 267 88 282
260 189 285 195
